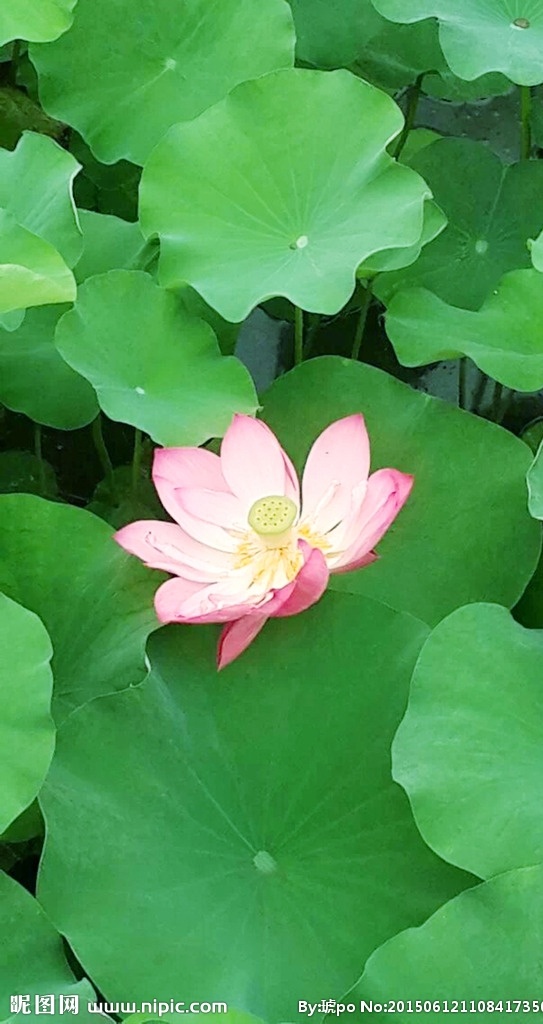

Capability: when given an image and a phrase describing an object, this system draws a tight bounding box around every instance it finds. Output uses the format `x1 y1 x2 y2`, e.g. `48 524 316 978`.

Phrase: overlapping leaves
0 495 161 723
372 0 543 85
0 209 148 429
355 866 543 1014
375 139 543 310
0 873 98 1024
0 132 81 315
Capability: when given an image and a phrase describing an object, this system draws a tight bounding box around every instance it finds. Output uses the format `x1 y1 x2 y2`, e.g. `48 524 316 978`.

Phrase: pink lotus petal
269 542 329 618
176 487 246 531
153 446 229 522
332 550 378 575
301 414 370 534
114 519 233 581
154 575 207 620
154 576 259 625
170 499 239 553
217 614 269 670
215 542 329 669
332 468 413 571
220 413 300 509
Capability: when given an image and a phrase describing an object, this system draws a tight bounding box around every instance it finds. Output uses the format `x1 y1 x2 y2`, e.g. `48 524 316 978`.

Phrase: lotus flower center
512 17 530 27
248 495 297 536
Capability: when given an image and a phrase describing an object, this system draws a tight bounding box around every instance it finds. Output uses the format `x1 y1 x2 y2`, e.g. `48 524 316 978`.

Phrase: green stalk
129 237 159 273
34 424 46 496
392 74 424 160
9 40 20 86
131 428 143 497
490 381 504 423
351 282 373 361
92 414 117 503
458 357 468 410
294 306 304 366
520 85 532 160
302 312 322 359
471 368 488 416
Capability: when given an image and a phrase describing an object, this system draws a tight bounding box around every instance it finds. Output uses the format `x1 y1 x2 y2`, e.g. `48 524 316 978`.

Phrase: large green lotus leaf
38 592 471 1021
55 271 258 444
261 357 540 626
527 440 543 518
375 139 543 310
385 270 543 392
372 0 543 85
0 592 54 834
0 0 75 46
0 304 98 429
140 69 432 321
354 865 543 1015
0 132 82 267
30 0 295 165
393 603 543 878
0 494 161 723
0 873 98 1024
0 211 75 313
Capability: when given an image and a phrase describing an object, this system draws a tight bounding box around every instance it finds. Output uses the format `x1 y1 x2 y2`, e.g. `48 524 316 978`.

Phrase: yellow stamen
298 522 333 554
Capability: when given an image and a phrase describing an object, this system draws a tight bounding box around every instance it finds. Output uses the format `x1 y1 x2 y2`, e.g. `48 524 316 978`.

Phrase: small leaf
0 132 82 268
55 270 258 445
0 0 76 46
385 270 543 392
0 211 75 313
0 304 98 428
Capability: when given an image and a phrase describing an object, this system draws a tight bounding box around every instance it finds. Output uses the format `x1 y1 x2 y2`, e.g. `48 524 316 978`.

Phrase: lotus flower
115 414 413 669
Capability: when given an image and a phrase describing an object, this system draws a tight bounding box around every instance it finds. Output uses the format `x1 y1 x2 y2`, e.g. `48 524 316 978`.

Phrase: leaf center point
253 850 278 875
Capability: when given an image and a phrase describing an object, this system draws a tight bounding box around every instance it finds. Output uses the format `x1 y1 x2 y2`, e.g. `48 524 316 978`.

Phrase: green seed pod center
248 495 297 536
